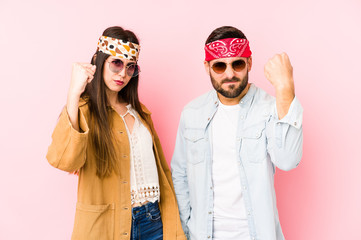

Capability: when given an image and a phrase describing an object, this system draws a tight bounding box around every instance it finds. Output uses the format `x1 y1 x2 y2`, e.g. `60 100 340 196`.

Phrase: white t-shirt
211 101 251 240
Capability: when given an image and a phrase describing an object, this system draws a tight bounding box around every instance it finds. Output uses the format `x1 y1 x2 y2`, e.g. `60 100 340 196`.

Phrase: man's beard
210 72 249 98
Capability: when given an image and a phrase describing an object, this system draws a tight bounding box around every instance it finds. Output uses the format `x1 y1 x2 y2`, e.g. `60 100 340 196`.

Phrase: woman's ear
92 53 97 64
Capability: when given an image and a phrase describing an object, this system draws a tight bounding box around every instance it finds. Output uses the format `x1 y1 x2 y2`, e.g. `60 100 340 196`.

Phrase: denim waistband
132 201 159 219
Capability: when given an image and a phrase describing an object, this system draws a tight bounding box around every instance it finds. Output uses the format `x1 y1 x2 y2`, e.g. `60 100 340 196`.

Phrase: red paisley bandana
205 38 252 61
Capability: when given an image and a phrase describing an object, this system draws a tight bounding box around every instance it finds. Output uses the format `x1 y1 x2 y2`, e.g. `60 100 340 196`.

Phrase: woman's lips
114 80 124 86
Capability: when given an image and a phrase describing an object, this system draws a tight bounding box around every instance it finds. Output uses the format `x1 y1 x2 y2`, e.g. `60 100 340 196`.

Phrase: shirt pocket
72 202 115 240
242 122 267 163
184 129 207 164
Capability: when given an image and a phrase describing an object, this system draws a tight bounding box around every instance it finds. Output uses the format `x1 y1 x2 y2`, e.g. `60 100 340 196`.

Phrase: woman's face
102 56 136 94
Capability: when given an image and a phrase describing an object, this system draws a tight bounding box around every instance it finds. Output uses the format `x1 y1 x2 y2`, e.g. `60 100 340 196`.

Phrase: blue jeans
131 201 163 240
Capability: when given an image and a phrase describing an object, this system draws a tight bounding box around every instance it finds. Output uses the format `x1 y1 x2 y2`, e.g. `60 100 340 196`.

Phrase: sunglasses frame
107 59 140 77
210 59 248 74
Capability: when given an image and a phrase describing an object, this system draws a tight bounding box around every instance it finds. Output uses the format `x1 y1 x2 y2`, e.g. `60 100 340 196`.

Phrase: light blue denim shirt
171 84 303 240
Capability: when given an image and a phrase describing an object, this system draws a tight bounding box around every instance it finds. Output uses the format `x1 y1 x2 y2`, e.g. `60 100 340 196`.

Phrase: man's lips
222 78 240 84
223 81 239 84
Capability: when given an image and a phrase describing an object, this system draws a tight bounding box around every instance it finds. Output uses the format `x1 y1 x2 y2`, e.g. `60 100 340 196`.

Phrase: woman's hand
68 63 96 98
66 63 96 132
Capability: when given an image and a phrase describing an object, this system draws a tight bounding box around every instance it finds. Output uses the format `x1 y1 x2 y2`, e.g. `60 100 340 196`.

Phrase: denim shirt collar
202 84 256 131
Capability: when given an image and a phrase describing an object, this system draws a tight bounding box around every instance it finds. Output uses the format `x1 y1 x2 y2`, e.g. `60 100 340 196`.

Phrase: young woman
47 26 185 240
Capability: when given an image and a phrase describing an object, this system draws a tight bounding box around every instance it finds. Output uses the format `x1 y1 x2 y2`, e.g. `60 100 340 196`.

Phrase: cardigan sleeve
46 106 89 172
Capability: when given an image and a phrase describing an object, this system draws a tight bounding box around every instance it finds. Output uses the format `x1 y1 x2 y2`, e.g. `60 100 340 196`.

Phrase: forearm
171 155 191 234
66 92 81 132
269 124 303 171
264 52 296 120
46 106 89 172
275 83 295 120
171 116 191 235
171 170 191 236
66 62 96 131
267 97 303 171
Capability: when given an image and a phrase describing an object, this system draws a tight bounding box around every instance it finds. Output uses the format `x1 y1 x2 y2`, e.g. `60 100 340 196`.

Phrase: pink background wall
1 0 360 239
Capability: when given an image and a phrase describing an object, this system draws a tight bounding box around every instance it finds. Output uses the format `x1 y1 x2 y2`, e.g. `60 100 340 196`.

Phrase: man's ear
204 61 210 76
247 56 252 72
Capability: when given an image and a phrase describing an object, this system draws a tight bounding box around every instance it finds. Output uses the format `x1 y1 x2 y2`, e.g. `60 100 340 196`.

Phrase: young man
171 26 303 240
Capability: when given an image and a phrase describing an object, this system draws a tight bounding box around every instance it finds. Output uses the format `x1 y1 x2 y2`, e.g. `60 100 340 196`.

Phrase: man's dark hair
205 26 247 44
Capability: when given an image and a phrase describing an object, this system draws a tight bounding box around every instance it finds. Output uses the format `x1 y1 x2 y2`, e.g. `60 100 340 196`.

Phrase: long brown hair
81 26 146 178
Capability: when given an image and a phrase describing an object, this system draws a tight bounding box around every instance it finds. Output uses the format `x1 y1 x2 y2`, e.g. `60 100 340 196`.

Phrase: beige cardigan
47 99 186 240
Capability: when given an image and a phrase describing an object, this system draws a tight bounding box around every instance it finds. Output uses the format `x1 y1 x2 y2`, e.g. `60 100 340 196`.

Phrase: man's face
206 57 252 99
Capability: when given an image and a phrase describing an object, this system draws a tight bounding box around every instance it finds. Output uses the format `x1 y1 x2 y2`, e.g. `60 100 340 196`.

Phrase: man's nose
224 64 234 79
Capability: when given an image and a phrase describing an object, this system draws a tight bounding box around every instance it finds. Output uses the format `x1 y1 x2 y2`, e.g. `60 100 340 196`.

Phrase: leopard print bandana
97 36 140 61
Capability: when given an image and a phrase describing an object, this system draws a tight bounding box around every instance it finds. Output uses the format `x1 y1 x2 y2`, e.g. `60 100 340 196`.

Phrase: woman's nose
117 67 127 77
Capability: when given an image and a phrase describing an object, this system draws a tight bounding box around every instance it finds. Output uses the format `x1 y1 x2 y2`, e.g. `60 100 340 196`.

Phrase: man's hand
264 53 295 119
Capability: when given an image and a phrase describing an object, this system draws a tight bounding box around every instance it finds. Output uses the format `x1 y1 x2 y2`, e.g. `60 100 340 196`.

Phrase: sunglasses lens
127 64 140 77
126 64 135 76
232 60 246 72
109 59 140 77
212 62 227 74
109 59 124 73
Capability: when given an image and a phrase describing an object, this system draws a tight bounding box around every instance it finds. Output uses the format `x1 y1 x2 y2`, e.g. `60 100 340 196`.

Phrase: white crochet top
120 105 160 205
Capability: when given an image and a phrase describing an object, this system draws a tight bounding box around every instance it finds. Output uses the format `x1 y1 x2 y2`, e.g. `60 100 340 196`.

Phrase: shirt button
208 236 211 239
210 186 213 190
240 101 244 104
123 207 129 210
123 232 128 235
208 117 210 121
294 122 297 126
248 211 251 215
277 122 281 126
208 211 212 214
119 131 124 134
243 186 247 190
123 181 128 184
123 155 127 158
